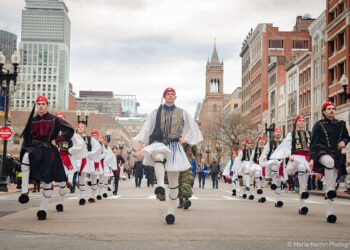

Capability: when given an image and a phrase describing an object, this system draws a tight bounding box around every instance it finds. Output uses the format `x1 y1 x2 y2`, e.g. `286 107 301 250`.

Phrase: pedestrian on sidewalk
112 146 125 195
134 160 144 187
209 157 220 189
198 159 208 188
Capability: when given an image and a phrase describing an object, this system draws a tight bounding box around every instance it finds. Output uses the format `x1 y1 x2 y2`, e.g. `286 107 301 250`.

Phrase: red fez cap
274 127 282 133
295 115 305 122
232 151 237 155
245 139 252 144
258 136 265 141
36 96 48 104
239 146 245 151
77 123 86 129
99 134 105 138
91 130 99 136
163 87 176 97
55 112 65 118
322 101 335 110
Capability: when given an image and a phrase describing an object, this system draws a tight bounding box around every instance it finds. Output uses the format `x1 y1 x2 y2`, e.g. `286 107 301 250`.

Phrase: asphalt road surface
0 178 350 250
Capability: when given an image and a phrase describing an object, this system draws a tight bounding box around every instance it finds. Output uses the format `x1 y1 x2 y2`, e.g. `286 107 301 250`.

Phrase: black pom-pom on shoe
257 189 263 194
298 207 308 215
258 197 266 203
37 210 47 220
165 214 175 225
232 190 236 196
154 186 166 201
301 192 309 199
242 194 247 199
327 214 337 223
103 193 108 198
327 190 337 199
88 198 96 203
96 195 102 200
79 198 86 205
18 193 29 204
56 204 63 212
249 195 254 200
275 201 283 207
271 184 277 190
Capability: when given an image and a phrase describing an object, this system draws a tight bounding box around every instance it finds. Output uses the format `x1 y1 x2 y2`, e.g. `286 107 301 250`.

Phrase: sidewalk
0 183 36 195
308 188 350 199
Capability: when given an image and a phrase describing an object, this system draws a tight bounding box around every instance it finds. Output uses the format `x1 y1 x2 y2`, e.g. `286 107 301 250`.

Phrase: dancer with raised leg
135 87 203 224
19 96 74 220
309 102 349 223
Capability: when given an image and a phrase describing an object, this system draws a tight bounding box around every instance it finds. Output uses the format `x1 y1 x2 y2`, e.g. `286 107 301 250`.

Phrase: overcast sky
0 0 325 116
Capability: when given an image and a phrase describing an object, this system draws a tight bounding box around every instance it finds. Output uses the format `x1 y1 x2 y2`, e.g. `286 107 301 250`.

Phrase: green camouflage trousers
178 168 193 199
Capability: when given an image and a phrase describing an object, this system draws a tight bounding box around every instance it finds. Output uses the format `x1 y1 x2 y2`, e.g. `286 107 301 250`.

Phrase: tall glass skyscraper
0 30 17 60
13 0 70 111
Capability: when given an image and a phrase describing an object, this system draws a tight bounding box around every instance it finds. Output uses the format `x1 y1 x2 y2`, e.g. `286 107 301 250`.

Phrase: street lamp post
106 131 111 143
216 145 222 163
265 122 275 141
119 142 124 154
0 51 20 192
76 110 89 127
206 146 210 165
340 74 350 103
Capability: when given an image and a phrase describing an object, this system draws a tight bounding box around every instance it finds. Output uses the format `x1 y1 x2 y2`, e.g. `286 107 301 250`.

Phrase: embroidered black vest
253 147 263 163
267 140 281 160
291 130 311 153
242 148 252 162
83 135 92 152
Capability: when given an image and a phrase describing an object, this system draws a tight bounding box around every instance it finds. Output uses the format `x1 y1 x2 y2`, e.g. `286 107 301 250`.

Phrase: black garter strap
43 188 52 191
155 159 166 165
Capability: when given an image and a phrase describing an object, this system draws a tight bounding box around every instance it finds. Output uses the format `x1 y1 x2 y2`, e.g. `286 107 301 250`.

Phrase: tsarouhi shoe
96 195 102 200
154 186 166 201
299 207 308 215
18 193 29 204
257 189 263 195
184 198 191 209
37 210 47 220
327 214 337 223
166 214 175 225
242 194 247 199
103 193 108 198
270 184 277 190
275 201 283 207
232 190 236 196
56 204 63 212
258 197 266 203
88 198 96 203
79 198 86 205
301 192 309 199
249 195 254 200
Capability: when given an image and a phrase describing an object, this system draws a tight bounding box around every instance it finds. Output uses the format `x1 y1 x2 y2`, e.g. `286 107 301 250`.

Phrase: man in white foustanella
135 87 203 225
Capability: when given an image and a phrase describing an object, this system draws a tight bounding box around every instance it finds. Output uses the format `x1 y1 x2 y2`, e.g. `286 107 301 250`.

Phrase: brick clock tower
198 44 225 160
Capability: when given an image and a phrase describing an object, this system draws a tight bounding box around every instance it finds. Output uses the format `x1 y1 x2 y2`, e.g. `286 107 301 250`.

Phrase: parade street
0 179 349 250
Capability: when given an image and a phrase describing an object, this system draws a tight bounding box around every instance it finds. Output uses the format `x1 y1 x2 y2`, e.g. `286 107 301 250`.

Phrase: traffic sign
0 126 13 140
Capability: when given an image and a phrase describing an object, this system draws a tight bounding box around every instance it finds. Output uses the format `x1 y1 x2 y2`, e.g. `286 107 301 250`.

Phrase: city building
116 117 145 137
241 15 314 137
222 87 242 116
326 0 349 120
68 82 76 110
194 102 201 121
13 0 71 111
76 90 122 119
240 30 252 141
309 11 327 125
114 94 139 117
0 30 17 60
267 56 287 135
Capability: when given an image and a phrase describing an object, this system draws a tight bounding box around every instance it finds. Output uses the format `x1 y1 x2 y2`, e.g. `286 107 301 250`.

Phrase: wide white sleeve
105 147 117 170
259 142 270 166
182 110 203 145
249 149 256 168
270 133 292 160
133 109 157 144
88 137 102 162
68 134 87 160
232 151 243 172
101 145 107 159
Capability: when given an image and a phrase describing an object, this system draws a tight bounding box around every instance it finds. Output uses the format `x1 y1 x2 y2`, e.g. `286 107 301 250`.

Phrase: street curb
0 183 60 195
309 191 350 200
